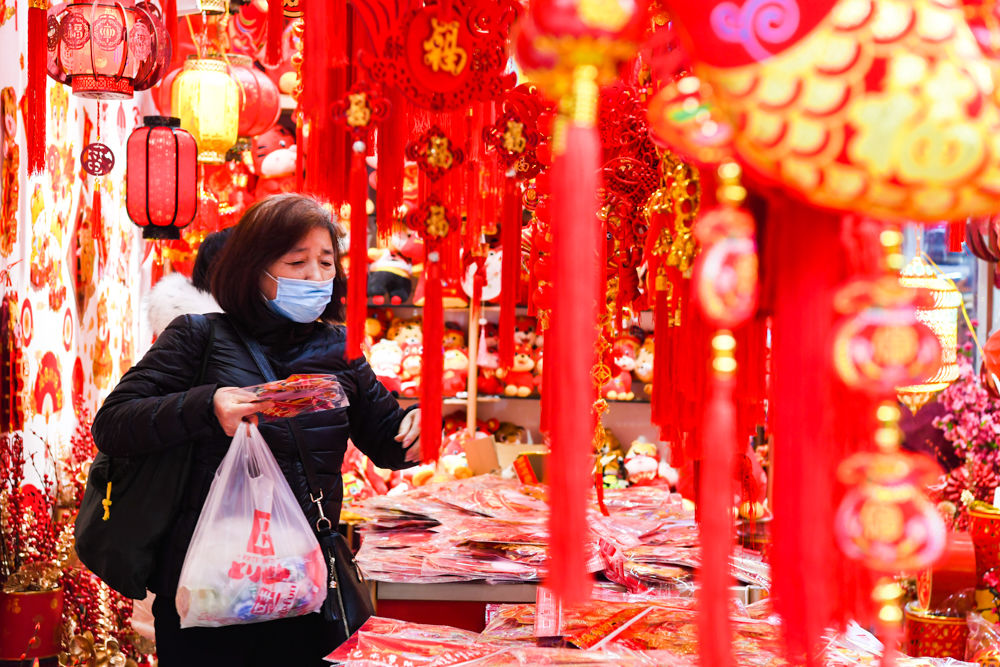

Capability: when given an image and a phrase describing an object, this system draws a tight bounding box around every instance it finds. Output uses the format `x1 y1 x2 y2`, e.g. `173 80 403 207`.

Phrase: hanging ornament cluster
46 0 170 99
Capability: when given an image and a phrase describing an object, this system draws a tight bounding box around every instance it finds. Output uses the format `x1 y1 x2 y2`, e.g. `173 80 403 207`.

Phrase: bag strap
229 319 336 534
196 316 216 386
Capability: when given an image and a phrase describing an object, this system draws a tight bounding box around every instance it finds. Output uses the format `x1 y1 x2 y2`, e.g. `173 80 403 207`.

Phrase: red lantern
47 0 169 99
227 53 281 138
126 116 197 239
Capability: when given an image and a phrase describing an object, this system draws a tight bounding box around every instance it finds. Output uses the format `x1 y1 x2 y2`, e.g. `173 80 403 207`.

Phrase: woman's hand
213 387 271 436
395 408 422 463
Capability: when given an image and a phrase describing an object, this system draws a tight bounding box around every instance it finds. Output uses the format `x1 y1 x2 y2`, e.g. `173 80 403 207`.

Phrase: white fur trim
144 273 222 337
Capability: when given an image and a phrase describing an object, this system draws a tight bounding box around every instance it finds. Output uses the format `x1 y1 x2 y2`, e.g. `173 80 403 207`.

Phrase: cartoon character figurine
442 347 469 397
602 335 641 401
497 343 536 397
367 232 424 305
624 437 662 486
369 339 404 394
634 337 654 396
251 125 297 197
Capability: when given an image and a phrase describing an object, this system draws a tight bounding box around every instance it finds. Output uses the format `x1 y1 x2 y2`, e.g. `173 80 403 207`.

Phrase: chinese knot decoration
405 125 465 182
356 0 518 110
46 0 169 99
331 84 389 140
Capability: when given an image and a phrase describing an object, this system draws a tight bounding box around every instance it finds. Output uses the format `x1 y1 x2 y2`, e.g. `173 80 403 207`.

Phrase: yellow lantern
896 255 961 413
171 56 239 164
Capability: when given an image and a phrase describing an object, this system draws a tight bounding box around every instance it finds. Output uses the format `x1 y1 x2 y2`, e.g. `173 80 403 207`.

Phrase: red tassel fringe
767 197 875 663
164 0 178 69
27 4 47 175
697 364 736 667
421 259 444 463
345 148 367 358
498 176 520 370
267 0 283 67
546 122 599 606
947 219 964 253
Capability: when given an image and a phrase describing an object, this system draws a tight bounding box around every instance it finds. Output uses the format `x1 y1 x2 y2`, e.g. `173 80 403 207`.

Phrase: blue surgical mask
265 271 334 323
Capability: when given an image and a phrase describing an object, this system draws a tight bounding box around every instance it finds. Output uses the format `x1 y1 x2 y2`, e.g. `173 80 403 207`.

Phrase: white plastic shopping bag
176 422 326 628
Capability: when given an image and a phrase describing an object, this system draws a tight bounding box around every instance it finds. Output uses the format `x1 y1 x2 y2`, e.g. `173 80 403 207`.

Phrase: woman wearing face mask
92 194 421 666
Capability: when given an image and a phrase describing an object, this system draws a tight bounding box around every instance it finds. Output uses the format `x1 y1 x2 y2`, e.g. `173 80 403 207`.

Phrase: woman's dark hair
211 194 346 324
191 226 234 292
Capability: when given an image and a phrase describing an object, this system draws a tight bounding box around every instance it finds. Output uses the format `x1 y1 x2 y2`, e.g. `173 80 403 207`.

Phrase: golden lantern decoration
171 55 240 164
895 255 961 413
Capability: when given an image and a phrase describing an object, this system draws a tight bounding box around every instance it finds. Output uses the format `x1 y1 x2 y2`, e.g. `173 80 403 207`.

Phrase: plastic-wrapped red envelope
243 374 349 420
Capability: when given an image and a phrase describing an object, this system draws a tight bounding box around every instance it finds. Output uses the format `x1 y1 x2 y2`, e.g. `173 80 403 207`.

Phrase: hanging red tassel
345 146 367 358
947 219 964 253
164 0 178 68
697 333 737 667
498 175 520 370
27 0 48 175
420 256 444 462
546 94 600 604
766 196 865 663
266 0 283 67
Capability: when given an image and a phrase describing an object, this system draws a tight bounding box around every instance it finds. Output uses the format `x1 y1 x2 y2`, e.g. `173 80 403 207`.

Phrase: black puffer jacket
91 310 415 598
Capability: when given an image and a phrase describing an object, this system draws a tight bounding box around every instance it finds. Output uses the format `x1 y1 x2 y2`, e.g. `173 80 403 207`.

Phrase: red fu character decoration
332 83 388 359
126 116 198 240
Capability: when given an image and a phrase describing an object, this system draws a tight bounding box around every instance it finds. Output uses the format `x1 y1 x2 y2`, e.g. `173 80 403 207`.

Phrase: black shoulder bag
231 322 374 643
75 317 216 599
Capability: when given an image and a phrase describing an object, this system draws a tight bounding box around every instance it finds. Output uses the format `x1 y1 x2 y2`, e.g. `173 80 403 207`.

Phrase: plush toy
602 335 641 401
442 323 466 349
367 232 424 305
440 453 473 480
634 337 654 396
441 347 469 397
497 343 536 397
399 344 423 397
369 339 404 394
251 125 296 197
388 317 423 348
624 437 662 486
494 421 528 444
598 450 628 489
532 347 544 395
460 246 504 302
477 333 503 395
513 315 537 346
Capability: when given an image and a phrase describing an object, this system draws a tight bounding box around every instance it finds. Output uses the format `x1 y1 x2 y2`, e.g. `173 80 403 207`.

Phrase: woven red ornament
333 84 390 359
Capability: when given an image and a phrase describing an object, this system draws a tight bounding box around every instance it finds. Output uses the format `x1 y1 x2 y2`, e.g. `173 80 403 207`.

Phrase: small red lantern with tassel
125 116 198 239
47 0 169 99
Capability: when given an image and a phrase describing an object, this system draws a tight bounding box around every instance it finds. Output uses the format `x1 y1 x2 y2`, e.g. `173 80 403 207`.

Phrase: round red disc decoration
20 298 32 346
81 142 115 175
63 308 73 351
